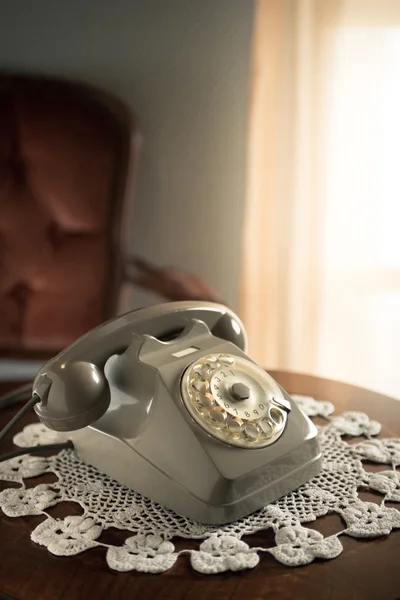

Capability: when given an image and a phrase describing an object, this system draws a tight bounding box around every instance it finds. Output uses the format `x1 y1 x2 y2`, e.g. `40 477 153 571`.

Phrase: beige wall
0 0 254 311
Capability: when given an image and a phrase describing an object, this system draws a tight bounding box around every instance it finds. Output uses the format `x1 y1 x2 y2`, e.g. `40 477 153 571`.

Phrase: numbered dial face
180 353 291 448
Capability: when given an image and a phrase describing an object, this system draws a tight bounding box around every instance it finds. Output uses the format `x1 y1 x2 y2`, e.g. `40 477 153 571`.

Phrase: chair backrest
0 75 140 358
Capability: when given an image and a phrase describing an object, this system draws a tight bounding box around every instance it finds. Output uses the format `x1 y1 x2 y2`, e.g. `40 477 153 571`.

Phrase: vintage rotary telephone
2 302 321 524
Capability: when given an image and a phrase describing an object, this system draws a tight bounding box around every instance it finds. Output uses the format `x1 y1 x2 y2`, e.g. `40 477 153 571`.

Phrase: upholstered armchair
0 75 219 359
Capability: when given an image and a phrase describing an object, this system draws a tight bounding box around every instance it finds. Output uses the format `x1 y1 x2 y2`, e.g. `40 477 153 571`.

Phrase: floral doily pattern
1 394 399 574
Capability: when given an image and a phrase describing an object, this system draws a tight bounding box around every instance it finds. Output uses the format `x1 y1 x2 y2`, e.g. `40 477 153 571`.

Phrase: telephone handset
33 301 321 524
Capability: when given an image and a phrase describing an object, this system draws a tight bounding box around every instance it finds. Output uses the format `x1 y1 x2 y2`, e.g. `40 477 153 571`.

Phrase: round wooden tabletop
0 372 399 600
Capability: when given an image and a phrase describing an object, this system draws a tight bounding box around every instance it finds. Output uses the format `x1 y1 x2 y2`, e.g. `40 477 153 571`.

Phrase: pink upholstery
0 77 137 354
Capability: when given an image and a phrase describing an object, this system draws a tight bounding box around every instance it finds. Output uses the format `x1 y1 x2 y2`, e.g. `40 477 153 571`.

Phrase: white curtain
241 0 400 398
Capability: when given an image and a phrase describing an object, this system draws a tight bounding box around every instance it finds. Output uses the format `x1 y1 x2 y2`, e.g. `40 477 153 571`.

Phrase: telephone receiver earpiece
33 302 247 432
34 361 110 431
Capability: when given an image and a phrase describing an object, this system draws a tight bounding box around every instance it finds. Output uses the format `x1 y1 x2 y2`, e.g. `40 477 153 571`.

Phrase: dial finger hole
199 365 214 379
227 416 243 436
192 366 213 381
218 354 235 366
204 356 219 370
192 362 204 375
191 377 209 394
209 406 227 428
244 423 259 441
195 393 214 415
260 419 274 437
270 407 284 427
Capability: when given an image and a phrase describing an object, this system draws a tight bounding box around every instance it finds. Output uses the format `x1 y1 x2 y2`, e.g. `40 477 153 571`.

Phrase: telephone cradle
32 301 322 524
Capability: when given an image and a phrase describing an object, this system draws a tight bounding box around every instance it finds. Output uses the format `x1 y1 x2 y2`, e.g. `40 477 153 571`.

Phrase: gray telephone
32 301 321 524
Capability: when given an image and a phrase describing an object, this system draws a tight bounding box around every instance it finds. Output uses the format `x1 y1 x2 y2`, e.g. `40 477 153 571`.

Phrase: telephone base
68 425 321 525
32 301 322 524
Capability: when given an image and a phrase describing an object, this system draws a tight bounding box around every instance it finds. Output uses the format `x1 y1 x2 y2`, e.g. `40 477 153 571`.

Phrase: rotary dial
180 353 290 448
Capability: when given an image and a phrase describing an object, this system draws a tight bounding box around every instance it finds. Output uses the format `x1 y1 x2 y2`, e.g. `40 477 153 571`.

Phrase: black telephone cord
0 441 74 463
0 383 33 409
0 389 73 463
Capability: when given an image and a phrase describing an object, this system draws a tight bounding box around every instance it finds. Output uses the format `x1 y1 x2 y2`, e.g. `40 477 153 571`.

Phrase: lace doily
1 395 400 574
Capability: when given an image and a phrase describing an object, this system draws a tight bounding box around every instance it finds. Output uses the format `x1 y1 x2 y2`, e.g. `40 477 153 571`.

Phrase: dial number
207 366 271 422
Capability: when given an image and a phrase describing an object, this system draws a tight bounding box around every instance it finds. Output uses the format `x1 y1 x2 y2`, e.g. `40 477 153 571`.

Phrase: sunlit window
318 26 400 396
242 2 400 398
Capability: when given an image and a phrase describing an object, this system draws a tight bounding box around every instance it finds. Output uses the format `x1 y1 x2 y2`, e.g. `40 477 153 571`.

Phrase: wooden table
0 372 399 600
